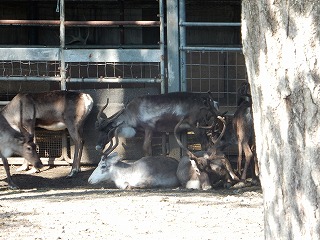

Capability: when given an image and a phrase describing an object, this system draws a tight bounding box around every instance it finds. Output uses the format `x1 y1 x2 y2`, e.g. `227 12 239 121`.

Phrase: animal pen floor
0 164 264 240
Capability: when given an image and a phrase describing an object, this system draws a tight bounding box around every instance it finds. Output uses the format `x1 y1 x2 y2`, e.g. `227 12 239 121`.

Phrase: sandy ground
0 165 264 240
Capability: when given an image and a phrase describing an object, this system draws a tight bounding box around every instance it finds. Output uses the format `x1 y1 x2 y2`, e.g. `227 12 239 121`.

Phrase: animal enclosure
0 0 245 165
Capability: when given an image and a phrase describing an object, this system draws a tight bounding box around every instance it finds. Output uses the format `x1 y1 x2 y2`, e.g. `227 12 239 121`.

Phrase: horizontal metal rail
66 77 162 83
0 48 162 62
0 76 162 83
180 22 241 27
0 76 60 81
0 20 160 27
180 46 242 52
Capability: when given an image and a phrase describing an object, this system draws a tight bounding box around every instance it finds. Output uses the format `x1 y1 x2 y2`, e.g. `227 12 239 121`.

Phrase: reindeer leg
66 125 84 178
237 141 243 177
143 128 153 156
1 157 19 190
16 159 30 172
240 143 253 181
220 158 240 182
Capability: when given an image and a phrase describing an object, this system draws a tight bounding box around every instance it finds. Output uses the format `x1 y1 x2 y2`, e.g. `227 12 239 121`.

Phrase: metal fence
186 50 247 113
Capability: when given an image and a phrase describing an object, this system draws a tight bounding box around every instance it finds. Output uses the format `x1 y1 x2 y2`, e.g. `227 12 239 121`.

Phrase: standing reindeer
95 92 219 156
1 90 93 178
233 82 259 185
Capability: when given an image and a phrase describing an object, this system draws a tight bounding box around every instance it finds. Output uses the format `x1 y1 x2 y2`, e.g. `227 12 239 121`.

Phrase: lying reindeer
175 116 239 190
88 152 180 189
95 92 219 156
0 101 42 189
1 90 93 177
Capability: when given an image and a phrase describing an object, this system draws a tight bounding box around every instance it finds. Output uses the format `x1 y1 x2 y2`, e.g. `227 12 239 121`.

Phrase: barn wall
0 0 244 164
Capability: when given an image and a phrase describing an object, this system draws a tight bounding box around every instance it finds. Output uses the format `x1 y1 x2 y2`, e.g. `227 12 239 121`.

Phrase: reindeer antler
210 116 226 145
174 117 198 160
102 127 120 157
97 99 125 126
97 99 109 121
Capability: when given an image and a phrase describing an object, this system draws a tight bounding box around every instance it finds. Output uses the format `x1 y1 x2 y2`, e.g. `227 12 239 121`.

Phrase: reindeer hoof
232 181 250 189
66 169 80 178
16 164 29 172
25 167 40 174
8 183 19 190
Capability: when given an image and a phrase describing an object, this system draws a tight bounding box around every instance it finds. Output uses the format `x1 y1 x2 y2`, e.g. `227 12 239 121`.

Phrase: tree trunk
241 1 320 239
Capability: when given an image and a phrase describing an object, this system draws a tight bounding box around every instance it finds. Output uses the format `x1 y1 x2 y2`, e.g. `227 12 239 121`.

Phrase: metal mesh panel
35 130 64 159
186 50 247 114
66 62 161 80
0 61 60 78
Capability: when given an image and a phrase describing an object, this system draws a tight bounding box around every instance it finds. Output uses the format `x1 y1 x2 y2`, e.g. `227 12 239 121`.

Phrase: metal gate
0 0 165 164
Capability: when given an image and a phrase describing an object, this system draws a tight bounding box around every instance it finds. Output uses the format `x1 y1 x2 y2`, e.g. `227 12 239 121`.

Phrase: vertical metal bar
179 0 187 92
59 0 69 163
59 0 66 90
159 0 165 94
166 0 180 92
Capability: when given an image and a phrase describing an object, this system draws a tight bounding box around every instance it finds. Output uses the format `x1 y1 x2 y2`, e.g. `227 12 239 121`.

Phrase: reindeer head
95 99 124 151
18 100 43 169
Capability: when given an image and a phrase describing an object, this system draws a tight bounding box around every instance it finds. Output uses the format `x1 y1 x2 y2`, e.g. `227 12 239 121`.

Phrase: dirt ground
0 164 264 240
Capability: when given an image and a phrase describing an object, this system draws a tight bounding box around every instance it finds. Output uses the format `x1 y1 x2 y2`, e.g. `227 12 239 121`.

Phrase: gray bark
242 1 320 239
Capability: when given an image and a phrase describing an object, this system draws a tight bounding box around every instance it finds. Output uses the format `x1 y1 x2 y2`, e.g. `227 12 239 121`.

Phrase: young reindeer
1 90 93 177
175 116 239 190
0 101 42 189
95 92 219 156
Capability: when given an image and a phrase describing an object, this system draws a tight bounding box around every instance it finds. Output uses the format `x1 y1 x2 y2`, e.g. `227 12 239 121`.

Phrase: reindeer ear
107 152 121 164
14 135 25 145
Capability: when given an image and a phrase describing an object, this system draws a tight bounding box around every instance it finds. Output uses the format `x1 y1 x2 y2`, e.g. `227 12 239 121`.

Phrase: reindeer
233 85 259 185
88 150 180 189
1 101 42 189
175 116 239 190
95 92 219 156
1 90 93 178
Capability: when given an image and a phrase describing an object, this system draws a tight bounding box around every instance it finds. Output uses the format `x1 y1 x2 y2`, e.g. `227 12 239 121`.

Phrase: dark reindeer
1 90 93 177
175 116 239 189
1 101 42 189
95 92 219 156
233 85 259 184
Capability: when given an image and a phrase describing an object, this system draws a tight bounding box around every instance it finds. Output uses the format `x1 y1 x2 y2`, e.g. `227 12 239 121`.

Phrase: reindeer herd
0 83 259 190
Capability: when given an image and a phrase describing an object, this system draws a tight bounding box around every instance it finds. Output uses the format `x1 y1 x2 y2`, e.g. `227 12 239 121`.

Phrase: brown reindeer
1 90 93 177
233 83 259 185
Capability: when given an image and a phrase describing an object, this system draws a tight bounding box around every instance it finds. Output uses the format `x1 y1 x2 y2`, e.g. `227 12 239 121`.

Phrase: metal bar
59 0 66 90
181 46 243 52
179 0 187 92
0 76 161 83
66 77 162 83
0 101 9 105
159 0 165 94
0 76 61 81
0 48 161 62
166 0 180 92
0 48 59 61
0 20 160 27
180 22 241 27
65 49 162 62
